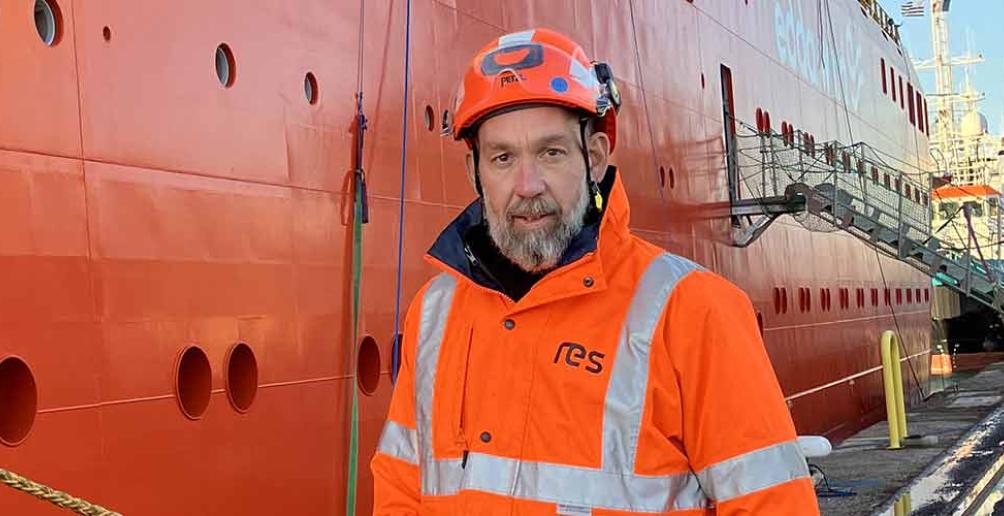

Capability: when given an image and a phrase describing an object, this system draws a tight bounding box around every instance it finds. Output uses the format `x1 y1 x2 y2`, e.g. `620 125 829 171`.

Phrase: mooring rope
0 467 122 516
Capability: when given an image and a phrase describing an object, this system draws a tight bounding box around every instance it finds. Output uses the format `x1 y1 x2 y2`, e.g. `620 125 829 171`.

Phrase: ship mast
914 0 1004 262
914 0 986 181
929 0 954 168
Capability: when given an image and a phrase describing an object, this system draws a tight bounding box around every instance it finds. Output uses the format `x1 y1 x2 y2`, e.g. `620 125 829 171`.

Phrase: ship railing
858 0 901 45
730 115 1004 315
733 118 931 242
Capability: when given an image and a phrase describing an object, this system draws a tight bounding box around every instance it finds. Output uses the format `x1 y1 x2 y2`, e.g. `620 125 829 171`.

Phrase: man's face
471 106 608 273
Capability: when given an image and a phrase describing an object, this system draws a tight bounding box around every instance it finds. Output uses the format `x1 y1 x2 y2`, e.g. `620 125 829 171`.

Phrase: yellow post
880 331 909 449
890 332 908 439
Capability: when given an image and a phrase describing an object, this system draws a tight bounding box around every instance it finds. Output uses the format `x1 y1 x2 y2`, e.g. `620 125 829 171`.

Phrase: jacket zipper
458 325 474 469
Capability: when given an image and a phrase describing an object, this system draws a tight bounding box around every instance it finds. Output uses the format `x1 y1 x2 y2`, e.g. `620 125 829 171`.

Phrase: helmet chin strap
471 141 485 198
469 141 488 226
579 118 603 219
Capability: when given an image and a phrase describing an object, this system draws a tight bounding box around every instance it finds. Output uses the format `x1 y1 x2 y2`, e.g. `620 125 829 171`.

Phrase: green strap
345 171 363 516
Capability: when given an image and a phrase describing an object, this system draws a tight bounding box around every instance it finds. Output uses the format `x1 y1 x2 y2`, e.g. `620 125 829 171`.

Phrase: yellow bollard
893 493 912 516
880 331 909 449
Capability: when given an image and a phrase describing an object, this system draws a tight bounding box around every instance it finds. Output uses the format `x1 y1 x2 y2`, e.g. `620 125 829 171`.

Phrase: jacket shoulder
673 268 751 307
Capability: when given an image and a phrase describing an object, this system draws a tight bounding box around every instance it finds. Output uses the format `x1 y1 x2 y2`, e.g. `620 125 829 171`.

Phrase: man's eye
545 148 566 157
492 153 510 164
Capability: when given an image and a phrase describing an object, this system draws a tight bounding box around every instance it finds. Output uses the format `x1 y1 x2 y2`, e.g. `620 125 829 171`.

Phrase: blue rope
391 0 414 385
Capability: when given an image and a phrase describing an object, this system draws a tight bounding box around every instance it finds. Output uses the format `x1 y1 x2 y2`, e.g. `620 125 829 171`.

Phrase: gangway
725 118 1004 314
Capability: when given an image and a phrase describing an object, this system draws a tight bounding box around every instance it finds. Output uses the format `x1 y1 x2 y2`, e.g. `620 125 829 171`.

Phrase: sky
877 0 1004 135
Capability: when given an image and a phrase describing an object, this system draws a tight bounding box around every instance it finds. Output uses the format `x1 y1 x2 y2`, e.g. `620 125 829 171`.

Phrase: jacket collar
426 166 631 305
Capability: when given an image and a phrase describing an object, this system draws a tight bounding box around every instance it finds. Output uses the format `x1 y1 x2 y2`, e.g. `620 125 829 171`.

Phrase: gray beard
484 183 590 273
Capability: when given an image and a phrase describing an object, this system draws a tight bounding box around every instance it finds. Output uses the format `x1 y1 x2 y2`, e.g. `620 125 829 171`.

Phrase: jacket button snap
583 276 595 287
480 431 492 443
503 319 515 330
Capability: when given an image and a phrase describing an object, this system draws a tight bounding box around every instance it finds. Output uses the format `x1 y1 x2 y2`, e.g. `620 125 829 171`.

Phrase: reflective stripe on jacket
372 171 819 515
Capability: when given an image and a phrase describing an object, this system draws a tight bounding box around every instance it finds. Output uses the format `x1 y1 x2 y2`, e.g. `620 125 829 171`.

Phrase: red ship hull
0 0 930 513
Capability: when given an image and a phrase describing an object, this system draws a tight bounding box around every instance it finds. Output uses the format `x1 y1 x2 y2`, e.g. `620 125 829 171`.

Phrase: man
371 28 820 515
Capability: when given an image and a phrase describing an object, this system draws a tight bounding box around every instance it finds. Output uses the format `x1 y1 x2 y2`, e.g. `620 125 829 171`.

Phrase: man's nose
514 159 546 198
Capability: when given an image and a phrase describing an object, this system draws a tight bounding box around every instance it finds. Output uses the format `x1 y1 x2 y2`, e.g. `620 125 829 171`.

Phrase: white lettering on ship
774 0 863 112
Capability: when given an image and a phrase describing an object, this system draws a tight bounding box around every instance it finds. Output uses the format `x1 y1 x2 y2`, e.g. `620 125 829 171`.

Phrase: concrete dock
815 356 1004 515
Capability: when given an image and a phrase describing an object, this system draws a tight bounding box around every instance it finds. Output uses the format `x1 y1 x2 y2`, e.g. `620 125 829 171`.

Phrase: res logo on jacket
553 342 605 374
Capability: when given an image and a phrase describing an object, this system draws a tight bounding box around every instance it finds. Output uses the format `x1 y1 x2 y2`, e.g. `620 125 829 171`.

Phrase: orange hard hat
450 28 621 151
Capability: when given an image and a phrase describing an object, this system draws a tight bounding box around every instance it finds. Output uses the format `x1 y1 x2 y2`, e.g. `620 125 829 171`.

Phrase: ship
0 0 938 514
914 0 1004 353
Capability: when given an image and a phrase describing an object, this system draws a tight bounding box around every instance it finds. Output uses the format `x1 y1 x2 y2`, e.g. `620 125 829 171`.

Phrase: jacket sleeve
371 294 423 514
666 271 819 515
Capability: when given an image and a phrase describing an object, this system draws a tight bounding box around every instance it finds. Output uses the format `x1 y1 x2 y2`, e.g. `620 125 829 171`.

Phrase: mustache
506 197 559 218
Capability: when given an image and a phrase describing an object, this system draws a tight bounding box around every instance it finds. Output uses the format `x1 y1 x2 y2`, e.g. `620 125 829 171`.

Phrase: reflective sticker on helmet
568 58 599 89
497 29 535 49
480 44 543 76
550 77 569 93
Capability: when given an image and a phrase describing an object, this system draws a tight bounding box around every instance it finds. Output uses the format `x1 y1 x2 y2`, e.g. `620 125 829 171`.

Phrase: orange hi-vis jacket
372 169 820 515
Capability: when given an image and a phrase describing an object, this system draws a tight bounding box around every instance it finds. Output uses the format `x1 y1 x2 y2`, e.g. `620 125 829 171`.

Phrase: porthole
881 58 887 94
175 346 212 420
424 105 435 131
33 0 62 46
357 336 380 396
304 72 318 105
215 43 236 88
225 343 258 413
440 109 452 135
0 357 36 446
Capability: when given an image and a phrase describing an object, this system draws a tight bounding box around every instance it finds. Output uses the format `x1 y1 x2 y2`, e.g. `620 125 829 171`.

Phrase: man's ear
465 151 477 190
587 131 611 183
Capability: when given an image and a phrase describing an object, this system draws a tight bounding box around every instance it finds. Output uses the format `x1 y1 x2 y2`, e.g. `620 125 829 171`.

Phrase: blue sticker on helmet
550 77 569 93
